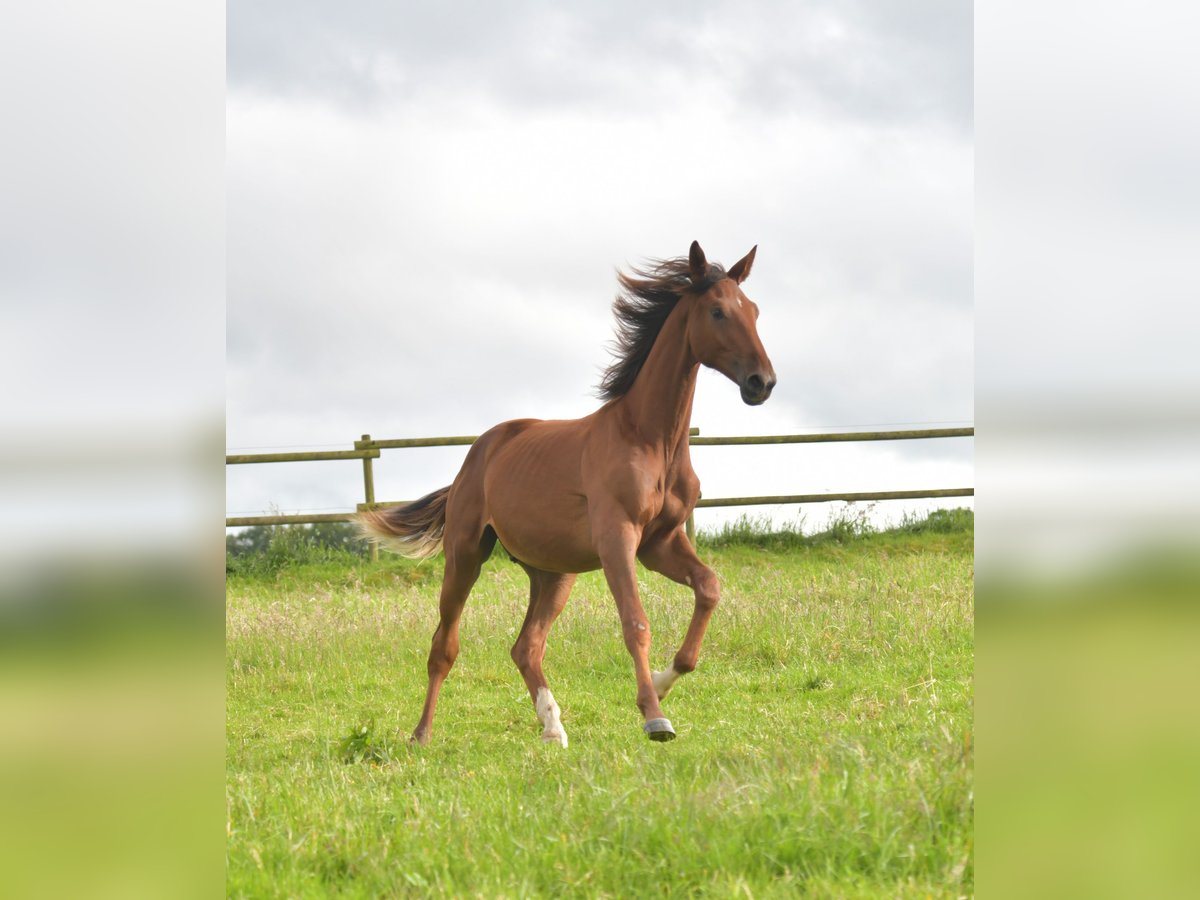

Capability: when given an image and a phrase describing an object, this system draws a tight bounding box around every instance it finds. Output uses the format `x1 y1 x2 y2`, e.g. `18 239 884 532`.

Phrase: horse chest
631 461 698 533
605 453 689 515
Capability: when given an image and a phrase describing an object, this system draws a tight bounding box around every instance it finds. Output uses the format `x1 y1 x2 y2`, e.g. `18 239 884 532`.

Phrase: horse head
684 241 777 405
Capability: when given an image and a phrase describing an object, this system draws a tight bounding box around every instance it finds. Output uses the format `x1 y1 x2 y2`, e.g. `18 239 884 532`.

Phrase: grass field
227 511 974 897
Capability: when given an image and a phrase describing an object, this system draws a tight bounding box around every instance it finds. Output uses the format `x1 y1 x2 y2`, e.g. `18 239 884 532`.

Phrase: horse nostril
747 374 765 393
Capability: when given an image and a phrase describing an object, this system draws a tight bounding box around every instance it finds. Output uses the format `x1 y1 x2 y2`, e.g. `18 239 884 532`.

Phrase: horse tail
354 486 450 560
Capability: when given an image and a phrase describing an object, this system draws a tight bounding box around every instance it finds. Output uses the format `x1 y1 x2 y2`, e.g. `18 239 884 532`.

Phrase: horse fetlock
652 666 683 699
672 653 698 675
535 687 568 747
410 727 432 746
635 689 664 720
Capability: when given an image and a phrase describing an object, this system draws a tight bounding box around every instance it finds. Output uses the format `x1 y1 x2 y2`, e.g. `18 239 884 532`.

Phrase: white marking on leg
535 687 568 747
652 665 683 700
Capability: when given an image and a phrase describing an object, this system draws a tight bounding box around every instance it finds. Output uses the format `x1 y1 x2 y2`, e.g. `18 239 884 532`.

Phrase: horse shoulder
579 442 661 523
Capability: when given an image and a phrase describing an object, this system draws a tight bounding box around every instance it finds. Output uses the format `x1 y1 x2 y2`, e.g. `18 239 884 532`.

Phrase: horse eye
711 306 725 320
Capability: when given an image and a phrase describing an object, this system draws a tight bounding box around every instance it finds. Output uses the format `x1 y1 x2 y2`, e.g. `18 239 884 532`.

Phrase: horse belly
489 490 599 573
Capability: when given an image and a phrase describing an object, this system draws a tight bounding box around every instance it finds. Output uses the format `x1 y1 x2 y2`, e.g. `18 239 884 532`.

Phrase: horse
356 241 776 746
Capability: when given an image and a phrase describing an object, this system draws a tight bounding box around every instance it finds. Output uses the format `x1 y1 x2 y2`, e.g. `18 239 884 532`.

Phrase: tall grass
227 509 973 896
699 505 973 550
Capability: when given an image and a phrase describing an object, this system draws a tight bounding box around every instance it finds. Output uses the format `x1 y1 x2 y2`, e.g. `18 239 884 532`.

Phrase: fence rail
361 435 479 450
225 512 360 527
226 449 379 465
695 487 974 508
688 427 972 446
226 427 973 554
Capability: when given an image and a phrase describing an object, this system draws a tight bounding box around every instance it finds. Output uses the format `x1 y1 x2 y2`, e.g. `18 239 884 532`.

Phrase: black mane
597 256 726 400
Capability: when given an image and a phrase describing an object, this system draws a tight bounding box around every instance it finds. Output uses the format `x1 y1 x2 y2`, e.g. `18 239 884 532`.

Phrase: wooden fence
226 426 973 557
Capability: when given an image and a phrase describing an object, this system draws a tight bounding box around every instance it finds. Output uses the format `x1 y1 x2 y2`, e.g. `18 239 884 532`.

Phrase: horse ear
689 241 708 284
727 245 757 284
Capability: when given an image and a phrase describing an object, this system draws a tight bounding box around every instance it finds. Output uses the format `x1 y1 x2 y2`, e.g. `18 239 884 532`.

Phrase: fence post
359 434 378 563
686 428 698 546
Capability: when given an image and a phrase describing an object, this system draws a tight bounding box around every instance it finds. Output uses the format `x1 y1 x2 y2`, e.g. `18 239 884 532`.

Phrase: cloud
228 0 971 128
226 2 973 523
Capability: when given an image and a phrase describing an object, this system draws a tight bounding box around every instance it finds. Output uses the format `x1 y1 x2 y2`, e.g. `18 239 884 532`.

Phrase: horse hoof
643 717 676 741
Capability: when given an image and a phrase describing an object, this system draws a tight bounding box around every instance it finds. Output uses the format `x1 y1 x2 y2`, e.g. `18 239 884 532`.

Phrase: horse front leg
638 528 720 701
595 521 675 741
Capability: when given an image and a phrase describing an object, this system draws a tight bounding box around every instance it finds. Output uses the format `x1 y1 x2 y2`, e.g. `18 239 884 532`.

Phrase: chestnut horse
357 241 775 745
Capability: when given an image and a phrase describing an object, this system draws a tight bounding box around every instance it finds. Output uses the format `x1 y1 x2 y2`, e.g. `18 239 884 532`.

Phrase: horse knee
621 616 652 653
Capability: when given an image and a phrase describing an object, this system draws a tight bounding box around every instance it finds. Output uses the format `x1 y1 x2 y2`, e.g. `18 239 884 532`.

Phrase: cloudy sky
226 0 974 531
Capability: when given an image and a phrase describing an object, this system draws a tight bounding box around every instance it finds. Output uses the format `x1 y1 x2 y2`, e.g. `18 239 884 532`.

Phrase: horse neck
618 303 698 454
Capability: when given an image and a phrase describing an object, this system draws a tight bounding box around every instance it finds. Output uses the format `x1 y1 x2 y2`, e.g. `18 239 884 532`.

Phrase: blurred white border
977 0 1200 579
0 1 224 574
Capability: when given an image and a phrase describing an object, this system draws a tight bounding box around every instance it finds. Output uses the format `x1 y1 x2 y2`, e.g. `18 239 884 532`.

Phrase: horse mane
597 256 727 400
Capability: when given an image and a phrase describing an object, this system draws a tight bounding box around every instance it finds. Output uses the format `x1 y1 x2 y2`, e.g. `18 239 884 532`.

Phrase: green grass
227 512 973 897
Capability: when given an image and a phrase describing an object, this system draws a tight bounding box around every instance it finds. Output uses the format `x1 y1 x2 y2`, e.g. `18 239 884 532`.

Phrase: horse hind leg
410 521 497 745
511 568 576 747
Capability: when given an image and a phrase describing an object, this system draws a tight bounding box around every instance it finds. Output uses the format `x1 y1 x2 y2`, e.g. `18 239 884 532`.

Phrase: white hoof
541 728 568 747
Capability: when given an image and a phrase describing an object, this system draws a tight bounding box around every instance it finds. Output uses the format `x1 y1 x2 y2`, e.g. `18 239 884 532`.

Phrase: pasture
226 512 973 897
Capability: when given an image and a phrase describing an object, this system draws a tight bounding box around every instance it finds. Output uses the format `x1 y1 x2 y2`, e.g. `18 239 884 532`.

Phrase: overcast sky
226 0 974 531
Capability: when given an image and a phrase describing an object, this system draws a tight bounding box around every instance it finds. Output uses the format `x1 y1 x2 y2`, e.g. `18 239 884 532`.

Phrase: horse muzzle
739 371 776 406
